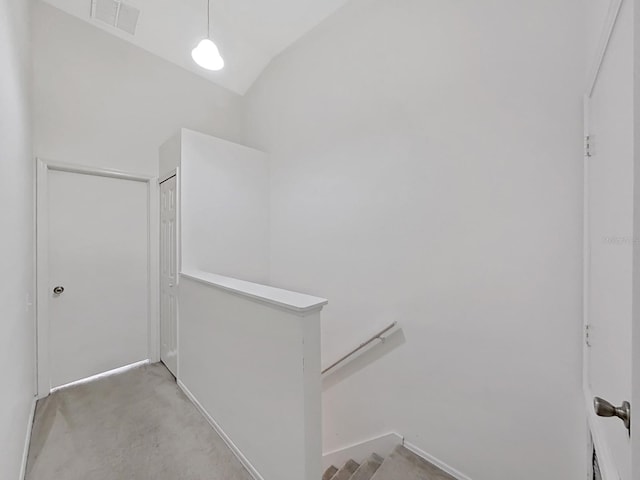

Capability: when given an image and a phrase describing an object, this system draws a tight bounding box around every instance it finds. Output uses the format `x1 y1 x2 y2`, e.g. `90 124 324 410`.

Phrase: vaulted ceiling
41 0 350 95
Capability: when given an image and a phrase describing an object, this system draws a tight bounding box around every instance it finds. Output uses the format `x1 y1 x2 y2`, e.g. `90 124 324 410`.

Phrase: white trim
19 397 37 480
50 360 149 394
403 441 473 480
175 167 182 377
35 158 160 397
583 94 598 479
177 380 264 480
148 177 160 363
583 2 626 477
36 159 49 398
323 432 403 470
583 95 591 394
40 160 153 182
32 157 38 397
180 270 328 315
586 0 623 98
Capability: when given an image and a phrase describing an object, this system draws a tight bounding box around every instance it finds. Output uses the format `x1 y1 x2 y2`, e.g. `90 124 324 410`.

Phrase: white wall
178 271 323 480
33 1 243 176
243 0 586 479
0 0 35 478
177 129 270 283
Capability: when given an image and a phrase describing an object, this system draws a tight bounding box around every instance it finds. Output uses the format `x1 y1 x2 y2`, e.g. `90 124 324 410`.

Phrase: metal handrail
321 321 398 375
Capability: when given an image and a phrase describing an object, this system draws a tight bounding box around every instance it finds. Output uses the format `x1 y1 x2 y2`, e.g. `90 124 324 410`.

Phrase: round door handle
53 286 65 295
594 397 631 434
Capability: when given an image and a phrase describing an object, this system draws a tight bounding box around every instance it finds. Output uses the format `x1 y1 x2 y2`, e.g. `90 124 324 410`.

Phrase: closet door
160 175 178 376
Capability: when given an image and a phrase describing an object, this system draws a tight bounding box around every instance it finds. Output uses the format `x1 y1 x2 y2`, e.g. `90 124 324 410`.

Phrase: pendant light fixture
192 0 224 71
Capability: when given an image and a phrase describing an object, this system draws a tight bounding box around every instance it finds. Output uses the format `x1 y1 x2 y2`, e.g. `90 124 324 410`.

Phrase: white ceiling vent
91 0 140 35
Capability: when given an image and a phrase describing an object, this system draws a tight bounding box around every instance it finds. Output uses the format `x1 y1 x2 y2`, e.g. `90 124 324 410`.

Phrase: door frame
583 1 624 478
35 158 160 398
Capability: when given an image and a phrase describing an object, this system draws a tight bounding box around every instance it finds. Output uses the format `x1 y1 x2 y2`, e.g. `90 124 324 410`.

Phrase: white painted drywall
159 132 181 180
243 0 586 479
178 272 323 480
0 0 35 478
178 129 270 283
33 1 243 176
40 0 352 95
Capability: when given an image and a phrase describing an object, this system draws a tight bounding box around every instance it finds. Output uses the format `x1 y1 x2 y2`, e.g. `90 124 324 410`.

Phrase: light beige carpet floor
25 363 253 480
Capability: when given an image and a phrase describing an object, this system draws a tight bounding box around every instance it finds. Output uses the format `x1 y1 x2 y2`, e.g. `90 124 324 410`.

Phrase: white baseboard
19 397 37 480
177 380 264 480
323 432 403 470
403 441 473 480
177 381 471 480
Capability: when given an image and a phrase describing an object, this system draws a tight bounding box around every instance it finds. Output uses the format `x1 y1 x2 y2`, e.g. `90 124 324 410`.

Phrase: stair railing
321 321 398 375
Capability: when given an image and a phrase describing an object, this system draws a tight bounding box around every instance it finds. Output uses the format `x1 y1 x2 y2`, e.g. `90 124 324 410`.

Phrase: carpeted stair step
323 466 339 480
370 445 456 480
330 459 360 480
349 453 384 480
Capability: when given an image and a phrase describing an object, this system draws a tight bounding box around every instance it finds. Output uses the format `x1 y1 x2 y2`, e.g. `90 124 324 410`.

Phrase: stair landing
372 445 456 480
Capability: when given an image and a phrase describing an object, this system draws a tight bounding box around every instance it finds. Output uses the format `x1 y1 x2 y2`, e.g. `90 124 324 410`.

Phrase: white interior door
160 175 178 376
584 1 635 478
47 169 149 388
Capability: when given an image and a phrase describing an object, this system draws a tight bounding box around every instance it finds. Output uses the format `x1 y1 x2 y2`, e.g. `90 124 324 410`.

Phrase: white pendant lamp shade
192 38 224 71
193 0 224 71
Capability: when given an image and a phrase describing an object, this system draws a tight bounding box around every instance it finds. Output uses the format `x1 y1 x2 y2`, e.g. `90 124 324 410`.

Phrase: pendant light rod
192 0 224 71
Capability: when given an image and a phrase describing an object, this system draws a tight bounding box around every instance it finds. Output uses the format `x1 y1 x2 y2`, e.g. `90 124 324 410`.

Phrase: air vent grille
91 0 140 35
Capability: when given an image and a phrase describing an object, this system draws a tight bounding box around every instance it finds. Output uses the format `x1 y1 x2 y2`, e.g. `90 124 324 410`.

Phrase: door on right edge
584 0 635 478
160 175 178 377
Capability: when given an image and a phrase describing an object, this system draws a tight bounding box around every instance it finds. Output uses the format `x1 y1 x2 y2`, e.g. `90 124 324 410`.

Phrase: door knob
53 286 64 295
594 397 631 434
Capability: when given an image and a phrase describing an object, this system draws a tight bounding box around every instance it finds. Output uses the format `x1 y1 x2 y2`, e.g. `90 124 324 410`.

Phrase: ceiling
41 0 350 95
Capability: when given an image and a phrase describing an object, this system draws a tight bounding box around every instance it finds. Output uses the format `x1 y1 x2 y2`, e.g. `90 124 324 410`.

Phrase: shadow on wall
322 329 406 390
